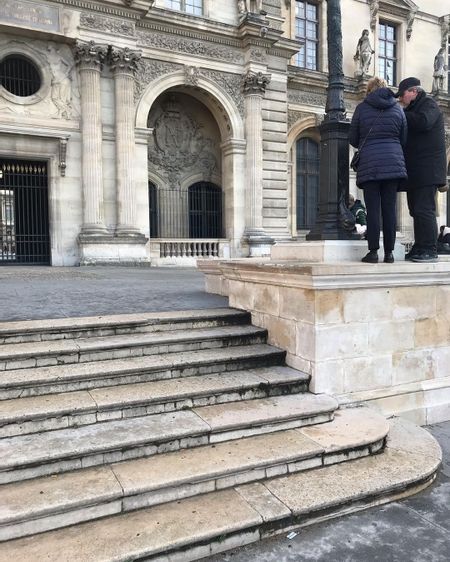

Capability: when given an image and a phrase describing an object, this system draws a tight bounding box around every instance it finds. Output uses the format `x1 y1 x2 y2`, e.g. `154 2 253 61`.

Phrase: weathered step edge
0 345 286 400
0 394 338 484
0 326 268 370
0 417 440 560
0 309 251 344
0 369 310 438
0 408 389 541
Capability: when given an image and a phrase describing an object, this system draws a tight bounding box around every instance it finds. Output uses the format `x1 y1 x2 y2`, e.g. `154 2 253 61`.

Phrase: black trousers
407 186 438 252
362 180 398 252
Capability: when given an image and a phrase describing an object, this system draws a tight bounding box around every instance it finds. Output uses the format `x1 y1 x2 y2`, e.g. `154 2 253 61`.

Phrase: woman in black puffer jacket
349 77 408 263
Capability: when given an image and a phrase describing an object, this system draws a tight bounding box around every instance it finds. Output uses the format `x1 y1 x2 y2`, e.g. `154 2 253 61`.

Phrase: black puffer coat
403 90 447 189
349 87 408 188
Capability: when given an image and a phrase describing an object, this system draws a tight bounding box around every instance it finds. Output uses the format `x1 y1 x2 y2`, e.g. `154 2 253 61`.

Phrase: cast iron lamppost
306 0 354 240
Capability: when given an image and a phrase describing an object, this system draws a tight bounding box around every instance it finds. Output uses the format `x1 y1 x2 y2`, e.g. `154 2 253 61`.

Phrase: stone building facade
0 0 448 265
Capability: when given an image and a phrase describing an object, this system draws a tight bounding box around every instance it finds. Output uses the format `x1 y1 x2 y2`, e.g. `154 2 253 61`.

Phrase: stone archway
135 70 246 259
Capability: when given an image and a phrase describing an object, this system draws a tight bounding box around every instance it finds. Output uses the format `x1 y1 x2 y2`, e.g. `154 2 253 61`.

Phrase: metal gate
0 159 50 265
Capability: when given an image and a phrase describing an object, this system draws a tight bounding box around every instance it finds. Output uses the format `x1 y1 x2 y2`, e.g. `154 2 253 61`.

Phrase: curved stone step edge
0 408 389 541
0 417 440 560
0 394 338 485
0 309 250 343
0 345 287 400
0 370 310 438
0 326 268 370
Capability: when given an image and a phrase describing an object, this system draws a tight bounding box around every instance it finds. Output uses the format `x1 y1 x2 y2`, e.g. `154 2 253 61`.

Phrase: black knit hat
394 77 421 97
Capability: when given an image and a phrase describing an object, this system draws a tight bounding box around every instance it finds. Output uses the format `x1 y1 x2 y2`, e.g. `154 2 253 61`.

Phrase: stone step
0 325 267 371
0 344 286 400
0 418 440 560
0 393 338 484
0 309 250 344
0 367 310 438
0 408 388 541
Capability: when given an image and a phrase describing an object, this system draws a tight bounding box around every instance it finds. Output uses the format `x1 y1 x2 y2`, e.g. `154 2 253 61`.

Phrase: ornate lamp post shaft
306 0 354 240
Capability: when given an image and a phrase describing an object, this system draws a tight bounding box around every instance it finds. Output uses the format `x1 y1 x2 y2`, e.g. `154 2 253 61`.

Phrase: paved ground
0 266 227 321
208 422 450 562
1 266 449 560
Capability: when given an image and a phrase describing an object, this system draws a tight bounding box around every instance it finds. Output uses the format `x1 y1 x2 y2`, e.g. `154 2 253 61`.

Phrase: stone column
110 47 145 239
73 40 108 236
242 70 274 256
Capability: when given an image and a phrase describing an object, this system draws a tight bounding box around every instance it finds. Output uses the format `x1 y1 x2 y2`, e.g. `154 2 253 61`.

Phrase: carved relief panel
0 38 80 121
147 93 221 189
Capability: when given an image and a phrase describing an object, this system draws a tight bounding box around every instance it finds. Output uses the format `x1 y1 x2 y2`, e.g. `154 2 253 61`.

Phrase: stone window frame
294 0 321 71
378 20 398 86
0 42 51 106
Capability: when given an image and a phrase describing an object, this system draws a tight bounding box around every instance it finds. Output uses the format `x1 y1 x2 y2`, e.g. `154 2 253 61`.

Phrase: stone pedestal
198 259 450 425
271 240 406 262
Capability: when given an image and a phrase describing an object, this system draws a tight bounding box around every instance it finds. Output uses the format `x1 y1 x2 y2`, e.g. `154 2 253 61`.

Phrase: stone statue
238 0 263 15
354 29 375 77
432 47 447 93
47 44 73 119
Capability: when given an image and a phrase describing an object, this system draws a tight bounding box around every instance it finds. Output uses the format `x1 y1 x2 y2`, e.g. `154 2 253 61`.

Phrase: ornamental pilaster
73 40 108 235
110 47 145 238
242 70 273 255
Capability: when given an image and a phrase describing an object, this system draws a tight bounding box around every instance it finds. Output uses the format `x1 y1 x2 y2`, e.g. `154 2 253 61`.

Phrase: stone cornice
215 260 450 291
45 0 143 19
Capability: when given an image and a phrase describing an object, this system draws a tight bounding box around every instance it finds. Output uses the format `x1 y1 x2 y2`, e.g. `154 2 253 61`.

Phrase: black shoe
437 242 450 255
405 245 418 261
411 250 438 263
361 250 378 263
384 252 394 263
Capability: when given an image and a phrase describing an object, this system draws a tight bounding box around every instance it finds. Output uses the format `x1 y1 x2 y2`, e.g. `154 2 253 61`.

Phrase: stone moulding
136 30 244 64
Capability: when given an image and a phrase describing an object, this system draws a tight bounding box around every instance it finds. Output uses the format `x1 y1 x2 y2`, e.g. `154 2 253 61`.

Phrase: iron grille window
295 1 319 70
165 0 202 15
296 138 319 230
378 22 397 86
148 182 158 238
189 183 223 238
0 55 41 97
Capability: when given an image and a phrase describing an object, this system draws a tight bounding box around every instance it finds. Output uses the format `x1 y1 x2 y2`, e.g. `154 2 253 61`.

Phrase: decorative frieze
287 109 324 130
288 89 327 107
184 66 201 86
242 71 271 95
202 69 245 117
136 31 244 64
250 48 267 63
80 12 135 37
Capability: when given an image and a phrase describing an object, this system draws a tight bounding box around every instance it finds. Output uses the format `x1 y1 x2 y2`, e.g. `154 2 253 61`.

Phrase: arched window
188 182 223 238
296 138 319 230
148 182 158 238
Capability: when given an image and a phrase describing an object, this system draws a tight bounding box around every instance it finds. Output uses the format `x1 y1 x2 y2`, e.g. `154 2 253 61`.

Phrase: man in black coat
395 77 447 262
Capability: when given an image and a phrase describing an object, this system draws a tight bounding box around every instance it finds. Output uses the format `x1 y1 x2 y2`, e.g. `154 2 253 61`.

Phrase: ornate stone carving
73 40 108 71
148 96 218 187
250 48 267 63
288 89 327 106
238 0 264 15
59 137 69 176
432 47 447 94
80 12 135 37
47 43 75 119
440 15 450 47
354 29 374 77
201 69 244 117
406 7 417 41
134 59 182 102
287 109 324 130
110 47 142 75
369 0 379 31
136 31 243 64
242 71 271 95
184 66 201 86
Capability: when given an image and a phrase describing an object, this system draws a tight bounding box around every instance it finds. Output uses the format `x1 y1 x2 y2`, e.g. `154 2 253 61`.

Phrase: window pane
166 0 181 9
296 1 305 18
186 0 202 14
306 21 317 39
295 19 305 37
296 138 319 229
306 4 317 20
